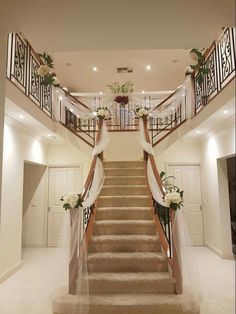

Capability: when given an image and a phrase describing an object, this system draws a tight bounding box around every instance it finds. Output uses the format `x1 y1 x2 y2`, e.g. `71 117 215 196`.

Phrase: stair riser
100 186 150 196
96 209 153 220
89 241 160 253
93 224 156 235
104 168 145 176
88 279 175 294
97 197 153 207
88 259 168 273
104 177 147 185
104 161 145 168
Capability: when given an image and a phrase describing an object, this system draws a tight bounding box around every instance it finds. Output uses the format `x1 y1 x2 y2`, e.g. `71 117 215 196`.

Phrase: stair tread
102 185 148 188
88 252 165 259
94 220 154 225
91 234 159 241
88 272 172 281
98 195 151 199
97 207 153 210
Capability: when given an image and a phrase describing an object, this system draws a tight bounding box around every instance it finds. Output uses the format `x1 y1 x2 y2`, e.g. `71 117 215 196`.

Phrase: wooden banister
142 117 183 294
69 118 103 295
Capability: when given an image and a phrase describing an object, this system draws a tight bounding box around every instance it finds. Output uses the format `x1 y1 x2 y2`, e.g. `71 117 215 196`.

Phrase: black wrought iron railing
154 200 172 257
194 27 235 114
7 33 52 117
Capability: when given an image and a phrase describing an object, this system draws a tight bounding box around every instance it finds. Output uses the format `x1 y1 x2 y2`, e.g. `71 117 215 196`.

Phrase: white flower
97 109 105 117
104 110 110 118
164 192 182 207
185 66 194 75
190 51 198 65
52 76 60 86
37 64 50 77
63 192 79 209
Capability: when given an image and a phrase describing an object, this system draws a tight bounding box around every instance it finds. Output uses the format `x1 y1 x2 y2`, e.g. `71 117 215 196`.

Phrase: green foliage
189 48 209 85
39 52 54 68
107 81 134 94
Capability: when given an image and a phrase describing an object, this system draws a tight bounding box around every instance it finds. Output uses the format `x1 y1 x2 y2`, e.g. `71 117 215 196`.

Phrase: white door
48 166 83 247
167 165 204 246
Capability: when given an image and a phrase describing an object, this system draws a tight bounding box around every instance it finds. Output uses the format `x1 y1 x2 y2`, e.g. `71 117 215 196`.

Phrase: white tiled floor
0 247 234 314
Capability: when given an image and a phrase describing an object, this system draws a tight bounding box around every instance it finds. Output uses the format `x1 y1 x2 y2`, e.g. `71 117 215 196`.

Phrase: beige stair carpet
53 160 199 314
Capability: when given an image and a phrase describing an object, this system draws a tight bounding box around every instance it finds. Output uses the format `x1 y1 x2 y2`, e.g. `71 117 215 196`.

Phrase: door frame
165 162 205 245
22 160 48 249
47 164 83 246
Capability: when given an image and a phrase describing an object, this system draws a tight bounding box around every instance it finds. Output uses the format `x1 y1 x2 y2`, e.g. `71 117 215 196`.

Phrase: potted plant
107 81 134 105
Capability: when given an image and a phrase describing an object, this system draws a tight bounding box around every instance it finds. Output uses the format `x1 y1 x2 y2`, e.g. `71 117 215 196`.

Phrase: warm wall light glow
146 65 151 70
19 114 24 119
31 140 44 162
196 130 201 134
93 66 98 72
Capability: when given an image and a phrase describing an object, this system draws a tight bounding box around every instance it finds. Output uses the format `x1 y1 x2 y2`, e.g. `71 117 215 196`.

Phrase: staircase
53 160 199 314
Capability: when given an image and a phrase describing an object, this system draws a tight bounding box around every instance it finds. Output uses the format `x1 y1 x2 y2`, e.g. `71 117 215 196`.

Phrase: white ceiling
0 0 234 92
54 49 191 92
0 0 234 51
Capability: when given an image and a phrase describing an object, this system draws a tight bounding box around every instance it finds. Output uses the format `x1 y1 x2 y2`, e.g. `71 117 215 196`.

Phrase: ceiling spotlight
19 114 24 119
223 110 229 114
146 65 151 70
141 90 145 94
93 66 98 72
99 91 103 95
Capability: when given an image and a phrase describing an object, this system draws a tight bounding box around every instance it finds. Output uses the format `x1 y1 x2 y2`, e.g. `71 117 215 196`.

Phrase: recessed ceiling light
99 91 103 95
146 65 151 70
66 62 72 66
172 59 178 63
223 110 229 114
141 90 145 94
93 66 98 72
47 134 56 139
196 130 201 134
19 114 24 119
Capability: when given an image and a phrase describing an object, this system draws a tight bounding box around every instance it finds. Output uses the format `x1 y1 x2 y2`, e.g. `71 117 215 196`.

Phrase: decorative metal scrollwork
205 48 217 97
29 55 41 104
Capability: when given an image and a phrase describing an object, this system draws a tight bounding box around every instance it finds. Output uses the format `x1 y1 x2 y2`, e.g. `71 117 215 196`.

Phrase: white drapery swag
92 119 111 156
138 118 154 156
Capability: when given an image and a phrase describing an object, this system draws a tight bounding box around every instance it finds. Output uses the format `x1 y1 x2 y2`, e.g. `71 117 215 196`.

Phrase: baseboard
206 243 235 260
0 261 23 284
205 243 223 257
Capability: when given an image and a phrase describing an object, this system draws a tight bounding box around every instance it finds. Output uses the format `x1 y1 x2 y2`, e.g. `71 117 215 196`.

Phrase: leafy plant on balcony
186 48 209 85
108 81 134 104
37 52 60 87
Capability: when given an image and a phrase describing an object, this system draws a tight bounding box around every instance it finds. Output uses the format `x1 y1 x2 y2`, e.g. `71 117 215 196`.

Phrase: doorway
167 164 204 246
22 162 47 248
226 156 236 255
47 166 83 247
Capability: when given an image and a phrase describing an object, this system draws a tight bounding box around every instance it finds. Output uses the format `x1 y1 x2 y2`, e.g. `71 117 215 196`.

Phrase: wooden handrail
142 117 183 294
69 118 103 295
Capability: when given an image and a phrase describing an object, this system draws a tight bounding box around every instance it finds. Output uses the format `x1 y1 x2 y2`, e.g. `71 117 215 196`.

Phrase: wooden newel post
97 117 103 160
171 210 183 294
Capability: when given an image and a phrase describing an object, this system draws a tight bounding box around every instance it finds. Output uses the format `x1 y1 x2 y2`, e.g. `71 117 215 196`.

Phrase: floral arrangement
160 171 184 211
37 52 60 87
108 81 134 94
96 106 111 119
108 81 134 105
185 48 209 85
115 95 129 105
60 192 83 210
135 106 150 118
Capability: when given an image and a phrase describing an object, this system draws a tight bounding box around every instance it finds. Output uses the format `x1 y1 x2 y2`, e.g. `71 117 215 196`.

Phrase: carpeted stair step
53 291 199 314
88 252 168 272
100 185 150 196
96 207 153 220
103 161 145 168
104 176 147 186
104 167 146 176
93 220 156 235
88 272 175 294
97 195 153 207
89 234 161 252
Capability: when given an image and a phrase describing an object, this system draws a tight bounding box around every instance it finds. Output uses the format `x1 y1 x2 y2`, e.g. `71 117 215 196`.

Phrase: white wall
200 117 235 258
0 118 48 281
104 132 143 161
47 141 92 184
155 139 201 172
